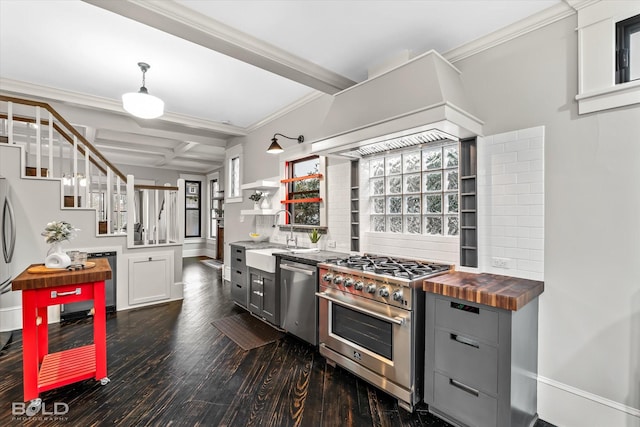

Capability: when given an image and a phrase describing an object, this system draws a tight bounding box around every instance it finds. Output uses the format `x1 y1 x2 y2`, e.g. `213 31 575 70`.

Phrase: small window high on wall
616 14 640 84
282 155 323 226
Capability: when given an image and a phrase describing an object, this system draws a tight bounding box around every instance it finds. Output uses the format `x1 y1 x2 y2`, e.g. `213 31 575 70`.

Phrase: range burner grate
325 254 451 280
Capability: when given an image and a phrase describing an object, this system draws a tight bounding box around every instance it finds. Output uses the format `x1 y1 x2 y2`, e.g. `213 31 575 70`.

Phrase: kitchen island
422 272 544 427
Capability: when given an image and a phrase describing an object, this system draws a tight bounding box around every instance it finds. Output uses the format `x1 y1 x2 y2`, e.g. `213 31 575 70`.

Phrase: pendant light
267 133 304 154
122 62 164 119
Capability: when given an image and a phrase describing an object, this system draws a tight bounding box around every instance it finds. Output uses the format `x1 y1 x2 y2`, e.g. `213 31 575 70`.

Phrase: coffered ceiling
0 0 566 173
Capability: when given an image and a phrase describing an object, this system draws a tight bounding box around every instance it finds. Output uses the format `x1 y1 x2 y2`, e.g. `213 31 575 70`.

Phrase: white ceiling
0 0 562 173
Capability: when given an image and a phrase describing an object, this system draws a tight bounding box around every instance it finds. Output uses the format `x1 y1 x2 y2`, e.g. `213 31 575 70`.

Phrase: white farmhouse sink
245 248 287 273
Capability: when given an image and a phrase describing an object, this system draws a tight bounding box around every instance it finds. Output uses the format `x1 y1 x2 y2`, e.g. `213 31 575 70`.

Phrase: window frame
283 155 323 227
616 13 640 84
184 180 202 238
225 144 243 204
366 142 459 237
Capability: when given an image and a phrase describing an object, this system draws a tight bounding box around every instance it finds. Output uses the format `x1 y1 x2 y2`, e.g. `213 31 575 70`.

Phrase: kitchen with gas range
0 1 638 427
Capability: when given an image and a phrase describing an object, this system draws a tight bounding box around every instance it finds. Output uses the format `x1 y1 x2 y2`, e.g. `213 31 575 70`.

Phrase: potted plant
249 191 263 210
308 228 322 249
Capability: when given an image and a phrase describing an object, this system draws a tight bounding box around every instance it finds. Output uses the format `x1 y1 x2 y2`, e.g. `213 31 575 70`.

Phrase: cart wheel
100 377 110 386
26 398 42 416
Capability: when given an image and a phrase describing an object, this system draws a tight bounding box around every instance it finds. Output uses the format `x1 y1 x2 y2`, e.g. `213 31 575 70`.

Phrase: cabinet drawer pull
253 290 263 297
253 279 264 285
235 284 242 288
449 378 479 397
450 333 479 348
236 270 243 274
236 258 242 262
51 288 81 298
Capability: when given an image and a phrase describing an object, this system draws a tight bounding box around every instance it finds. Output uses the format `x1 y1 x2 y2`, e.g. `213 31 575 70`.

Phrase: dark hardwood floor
0 258 555 426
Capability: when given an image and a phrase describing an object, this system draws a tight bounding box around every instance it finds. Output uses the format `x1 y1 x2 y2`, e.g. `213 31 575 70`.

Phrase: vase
45 242 71 269
260 197 270 210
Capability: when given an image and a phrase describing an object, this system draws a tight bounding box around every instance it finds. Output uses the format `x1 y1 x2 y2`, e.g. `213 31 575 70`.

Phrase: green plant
308 228 322 243
248 191 263 202
41 221 79 244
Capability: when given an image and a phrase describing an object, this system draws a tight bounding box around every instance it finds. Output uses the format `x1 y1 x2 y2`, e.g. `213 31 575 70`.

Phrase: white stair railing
0 95 129 237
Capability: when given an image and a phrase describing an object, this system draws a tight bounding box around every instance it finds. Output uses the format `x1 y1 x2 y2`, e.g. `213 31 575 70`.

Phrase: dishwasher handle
280 263 315 276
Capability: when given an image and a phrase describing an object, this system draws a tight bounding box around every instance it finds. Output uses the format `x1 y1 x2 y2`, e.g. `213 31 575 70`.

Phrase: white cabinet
128 252 173 305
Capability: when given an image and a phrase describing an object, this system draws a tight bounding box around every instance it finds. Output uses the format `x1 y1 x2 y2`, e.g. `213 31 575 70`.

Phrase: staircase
0 95 184 244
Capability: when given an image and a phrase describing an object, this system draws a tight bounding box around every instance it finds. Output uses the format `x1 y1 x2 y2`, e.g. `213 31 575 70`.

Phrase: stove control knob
366 284 377 294
322 273 333 283
392 291 403 301
343 278 354 287
378 287 390 297
354 281 364 291
333 275 343 285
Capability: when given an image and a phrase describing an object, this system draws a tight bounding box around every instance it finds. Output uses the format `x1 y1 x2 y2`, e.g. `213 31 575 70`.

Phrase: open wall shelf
459 137 477 267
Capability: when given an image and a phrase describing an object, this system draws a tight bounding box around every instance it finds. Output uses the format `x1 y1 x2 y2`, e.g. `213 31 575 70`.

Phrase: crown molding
443 1 581 63
245 91 325 134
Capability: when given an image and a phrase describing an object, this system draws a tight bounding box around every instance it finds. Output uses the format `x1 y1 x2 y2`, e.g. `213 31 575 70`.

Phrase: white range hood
311 50 484 157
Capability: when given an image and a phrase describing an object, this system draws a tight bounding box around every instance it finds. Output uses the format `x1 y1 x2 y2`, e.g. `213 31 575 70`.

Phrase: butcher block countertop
12 258 112 291
423 271 544 311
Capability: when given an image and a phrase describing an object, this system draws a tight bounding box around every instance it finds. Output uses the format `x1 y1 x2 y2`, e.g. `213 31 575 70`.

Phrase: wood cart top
12 258 112 291
423 271 544 311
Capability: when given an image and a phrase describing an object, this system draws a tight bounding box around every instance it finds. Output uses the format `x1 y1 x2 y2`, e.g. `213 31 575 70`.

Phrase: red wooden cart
12 258 112 412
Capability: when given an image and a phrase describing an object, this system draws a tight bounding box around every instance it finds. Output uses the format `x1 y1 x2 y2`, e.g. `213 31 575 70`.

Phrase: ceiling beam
83 0 356 94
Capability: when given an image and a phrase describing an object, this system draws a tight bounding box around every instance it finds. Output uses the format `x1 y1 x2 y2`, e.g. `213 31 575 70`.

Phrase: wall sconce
122 62 164 119
267 133 304 154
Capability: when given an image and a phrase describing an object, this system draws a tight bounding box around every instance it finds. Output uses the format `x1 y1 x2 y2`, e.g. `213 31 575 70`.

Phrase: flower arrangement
308 228 322 244
249 191 263 202
41 221 78 244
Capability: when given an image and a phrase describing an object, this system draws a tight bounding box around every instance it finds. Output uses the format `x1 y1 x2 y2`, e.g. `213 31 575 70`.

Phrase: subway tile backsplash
478 126 545 280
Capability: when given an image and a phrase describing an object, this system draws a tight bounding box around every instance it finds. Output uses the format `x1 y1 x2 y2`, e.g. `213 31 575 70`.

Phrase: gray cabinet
230 244 248 308
424 293 539 427
248 267 278 325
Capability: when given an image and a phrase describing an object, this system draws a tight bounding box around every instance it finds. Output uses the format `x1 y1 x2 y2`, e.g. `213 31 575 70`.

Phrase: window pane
292 199 320 225
425 194 442 214
444 146 459 168
186 210 200 237
446 170 459 191
229 157 240 198
370 178 384 196
425 216 442 235
405 216 421 234
631 30 640 80
403 173 420 193
387 196 402 214
446 216 459 236
423 148 442 170
404 195 421 214
446 193 459 214
370 158 384 177
403 152 421 173
386 176 402 194
371 216 385 232
371 197 385 214
387 216 402 233
424 172 442 192
386 155 402 175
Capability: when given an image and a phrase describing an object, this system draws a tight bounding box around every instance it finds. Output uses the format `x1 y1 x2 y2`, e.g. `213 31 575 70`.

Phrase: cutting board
27 261 96 274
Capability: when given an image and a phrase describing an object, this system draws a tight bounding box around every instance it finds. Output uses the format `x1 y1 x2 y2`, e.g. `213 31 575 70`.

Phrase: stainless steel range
317 254 452 411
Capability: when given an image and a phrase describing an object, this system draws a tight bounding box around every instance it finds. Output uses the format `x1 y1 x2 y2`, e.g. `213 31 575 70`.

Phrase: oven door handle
315 292 406 326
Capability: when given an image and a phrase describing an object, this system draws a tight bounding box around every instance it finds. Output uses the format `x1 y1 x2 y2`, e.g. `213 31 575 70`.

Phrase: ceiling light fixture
122 62 164 119
267 133 304 154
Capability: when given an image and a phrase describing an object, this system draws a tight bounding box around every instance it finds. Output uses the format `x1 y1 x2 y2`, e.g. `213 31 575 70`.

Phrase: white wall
457 14 639 427
226 10 639 427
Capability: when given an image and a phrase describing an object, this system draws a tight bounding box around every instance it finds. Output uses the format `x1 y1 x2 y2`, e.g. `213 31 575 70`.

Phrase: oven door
316 287 413 389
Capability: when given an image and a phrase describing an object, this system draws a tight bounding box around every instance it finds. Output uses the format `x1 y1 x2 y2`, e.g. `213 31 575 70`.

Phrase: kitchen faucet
273 209 297 248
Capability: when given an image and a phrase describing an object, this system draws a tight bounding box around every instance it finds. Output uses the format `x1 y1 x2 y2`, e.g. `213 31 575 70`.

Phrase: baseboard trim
538 375 640 418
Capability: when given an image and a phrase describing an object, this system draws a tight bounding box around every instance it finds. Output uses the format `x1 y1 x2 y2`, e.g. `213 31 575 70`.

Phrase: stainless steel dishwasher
279 260 317 346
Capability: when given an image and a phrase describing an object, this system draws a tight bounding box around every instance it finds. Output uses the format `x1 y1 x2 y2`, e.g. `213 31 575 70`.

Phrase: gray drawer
231 281 247 307
231 267 246 285
433 372 497 427
435 297 499 344
434 328 498 394
230 245 246 268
